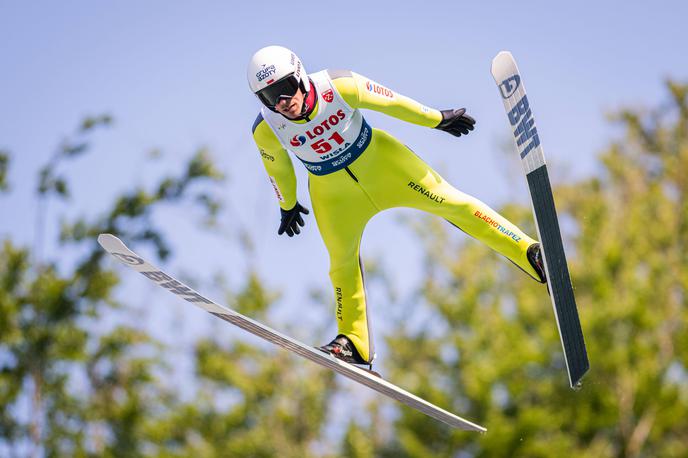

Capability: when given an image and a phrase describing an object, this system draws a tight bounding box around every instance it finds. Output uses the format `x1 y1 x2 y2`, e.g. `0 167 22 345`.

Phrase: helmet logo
256 64 277 82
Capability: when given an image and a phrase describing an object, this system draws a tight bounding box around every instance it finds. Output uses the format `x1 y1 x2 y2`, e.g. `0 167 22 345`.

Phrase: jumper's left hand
435 108 476 137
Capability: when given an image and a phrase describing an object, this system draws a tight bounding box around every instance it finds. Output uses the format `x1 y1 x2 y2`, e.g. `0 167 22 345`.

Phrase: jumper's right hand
278 202 309 237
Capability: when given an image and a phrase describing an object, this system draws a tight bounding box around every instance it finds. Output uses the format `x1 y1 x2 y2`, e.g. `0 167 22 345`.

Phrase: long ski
98 234 486 432
490 51 589 389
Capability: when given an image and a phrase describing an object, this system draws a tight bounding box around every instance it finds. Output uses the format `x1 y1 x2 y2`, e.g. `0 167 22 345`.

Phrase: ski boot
318 335 381 377
527 243 547 284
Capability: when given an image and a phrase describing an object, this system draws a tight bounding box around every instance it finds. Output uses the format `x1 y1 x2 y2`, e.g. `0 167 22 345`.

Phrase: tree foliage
139 272 338 458
367 81 688 457
2 80 688 457
0 115 225 457
0 150 9 192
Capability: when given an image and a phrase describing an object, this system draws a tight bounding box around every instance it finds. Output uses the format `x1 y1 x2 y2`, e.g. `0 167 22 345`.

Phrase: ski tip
97 233 115 245
491 50 513 67
490 51 517 81
97 233 125 252
493 50 513 61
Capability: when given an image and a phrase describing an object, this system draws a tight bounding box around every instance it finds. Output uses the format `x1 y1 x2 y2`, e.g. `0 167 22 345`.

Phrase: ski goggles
256 74 301 107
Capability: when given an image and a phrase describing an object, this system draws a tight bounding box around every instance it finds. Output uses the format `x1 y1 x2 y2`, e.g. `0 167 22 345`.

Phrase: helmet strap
300 79 316 117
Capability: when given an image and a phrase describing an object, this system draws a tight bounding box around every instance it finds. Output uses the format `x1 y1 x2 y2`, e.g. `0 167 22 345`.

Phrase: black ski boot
319 334 366 364
318 335 381 377
527 243 547 284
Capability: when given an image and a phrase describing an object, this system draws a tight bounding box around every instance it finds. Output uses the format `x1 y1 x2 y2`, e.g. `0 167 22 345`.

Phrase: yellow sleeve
328 69 443 128
251 113 297 210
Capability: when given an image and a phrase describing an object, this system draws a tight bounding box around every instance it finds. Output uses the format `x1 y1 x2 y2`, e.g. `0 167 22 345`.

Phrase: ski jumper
251 69 540 363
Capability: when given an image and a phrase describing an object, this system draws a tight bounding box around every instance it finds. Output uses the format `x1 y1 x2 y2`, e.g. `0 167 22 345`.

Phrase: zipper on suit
344 166 358 182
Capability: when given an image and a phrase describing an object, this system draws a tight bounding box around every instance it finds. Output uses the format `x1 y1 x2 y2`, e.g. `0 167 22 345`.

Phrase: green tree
1 113 340 458
5 80 686 458
0 115 224 457
0 150 9 191
361 81 688 457
143 272 338 458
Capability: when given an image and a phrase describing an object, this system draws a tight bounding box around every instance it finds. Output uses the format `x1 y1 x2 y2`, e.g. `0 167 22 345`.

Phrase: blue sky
1 1 687 355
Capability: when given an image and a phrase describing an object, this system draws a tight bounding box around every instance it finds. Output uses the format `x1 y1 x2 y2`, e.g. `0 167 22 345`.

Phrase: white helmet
247 45 309 107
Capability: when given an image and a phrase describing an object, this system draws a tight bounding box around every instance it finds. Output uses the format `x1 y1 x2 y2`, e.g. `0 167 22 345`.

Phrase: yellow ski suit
252 69 540 362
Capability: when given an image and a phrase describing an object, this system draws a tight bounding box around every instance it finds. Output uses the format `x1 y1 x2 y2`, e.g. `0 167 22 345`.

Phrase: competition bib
261 70 371 175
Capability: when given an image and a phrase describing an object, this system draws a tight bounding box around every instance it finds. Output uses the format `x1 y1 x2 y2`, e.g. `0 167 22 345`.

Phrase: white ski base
98 234 486 432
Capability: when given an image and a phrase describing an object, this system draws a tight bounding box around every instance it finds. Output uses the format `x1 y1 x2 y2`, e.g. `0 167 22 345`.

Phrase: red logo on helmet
322 89 334 103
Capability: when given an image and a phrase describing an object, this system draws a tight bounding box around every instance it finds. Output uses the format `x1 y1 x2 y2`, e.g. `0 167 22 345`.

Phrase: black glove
435 108 476 137
278 202 309 237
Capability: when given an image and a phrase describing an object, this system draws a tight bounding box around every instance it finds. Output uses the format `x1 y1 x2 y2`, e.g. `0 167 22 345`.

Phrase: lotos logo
365 80 394 98
322 89 334 103
290 135 307 147
289 109 346 147
499 75 521 99
256 64 276 82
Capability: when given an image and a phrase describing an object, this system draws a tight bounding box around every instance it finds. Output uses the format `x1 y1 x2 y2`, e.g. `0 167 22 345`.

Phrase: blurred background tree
2 81 687 458
0 116 335 457
358 81 688 457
